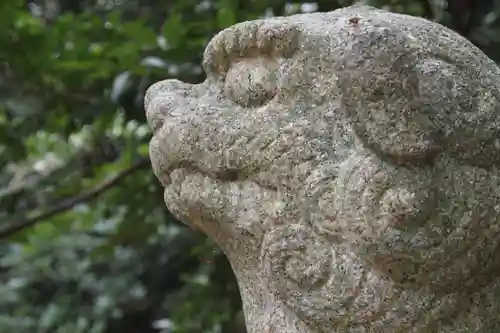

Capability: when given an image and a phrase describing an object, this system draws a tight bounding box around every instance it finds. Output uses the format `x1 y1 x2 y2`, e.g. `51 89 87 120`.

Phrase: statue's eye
224 58 278 107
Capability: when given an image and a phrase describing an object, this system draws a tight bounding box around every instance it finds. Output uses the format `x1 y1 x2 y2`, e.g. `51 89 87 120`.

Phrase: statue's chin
162 167 284 241
162 168 225 229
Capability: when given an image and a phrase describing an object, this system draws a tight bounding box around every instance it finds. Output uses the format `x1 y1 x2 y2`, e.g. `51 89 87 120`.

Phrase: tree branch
0 158 150 239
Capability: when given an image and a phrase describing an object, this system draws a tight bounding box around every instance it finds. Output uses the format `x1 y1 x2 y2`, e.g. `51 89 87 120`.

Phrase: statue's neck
233 265 500 333
425 276 500 333
236 273 311 333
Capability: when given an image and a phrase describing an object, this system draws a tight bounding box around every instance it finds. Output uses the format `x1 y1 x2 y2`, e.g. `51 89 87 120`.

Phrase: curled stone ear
337 26 442 166
337 22 500 167
416 57 500 167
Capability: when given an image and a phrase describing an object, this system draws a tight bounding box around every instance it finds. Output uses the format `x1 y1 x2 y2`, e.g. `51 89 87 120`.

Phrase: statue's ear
336 26 442 166
416 57 500 168
336 20 500 168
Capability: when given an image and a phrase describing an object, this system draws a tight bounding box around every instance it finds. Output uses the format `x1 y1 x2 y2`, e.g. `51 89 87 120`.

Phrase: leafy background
1 0 500 332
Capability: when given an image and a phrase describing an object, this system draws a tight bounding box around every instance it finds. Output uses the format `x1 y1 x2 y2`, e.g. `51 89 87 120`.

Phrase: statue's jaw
161 166 287 248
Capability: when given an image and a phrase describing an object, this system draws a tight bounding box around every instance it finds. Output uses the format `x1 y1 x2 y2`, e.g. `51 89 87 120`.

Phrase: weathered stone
145 5 500 333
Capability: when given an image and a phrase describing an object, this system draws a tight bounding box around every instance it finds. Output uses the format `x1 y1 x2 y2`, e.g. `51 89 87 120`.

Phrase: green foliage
1 0 500 332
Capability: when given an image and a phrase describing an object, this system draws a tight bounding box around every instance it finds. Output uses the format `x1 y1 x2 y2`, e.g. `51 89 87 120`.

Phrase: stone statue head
145 5 500 333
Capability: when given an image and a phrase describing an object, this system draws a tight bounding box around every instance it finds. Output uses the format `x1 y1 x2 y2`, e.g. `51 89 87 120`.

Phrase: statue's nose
144 79 194 133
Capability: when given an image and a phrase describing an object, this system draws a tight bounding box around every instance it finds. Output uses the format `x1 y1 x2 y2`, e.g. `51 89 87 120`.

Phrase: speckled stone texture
145 5 500 333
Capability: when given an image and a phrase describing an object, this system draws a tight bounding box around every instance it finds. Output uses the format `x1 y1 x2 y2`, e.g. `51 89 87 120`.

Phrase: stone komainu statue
145 5 500 333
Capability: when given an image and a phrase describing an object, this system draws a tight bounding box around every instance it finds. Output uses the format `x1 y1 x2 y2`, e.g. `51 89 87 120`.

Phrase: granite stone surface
145 5 500 332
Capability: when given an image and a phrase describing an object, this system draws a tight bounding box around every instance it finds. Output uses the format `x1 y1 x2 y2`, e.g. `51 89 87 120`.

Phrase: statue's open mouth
160 162 279 193
160 163 241 187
